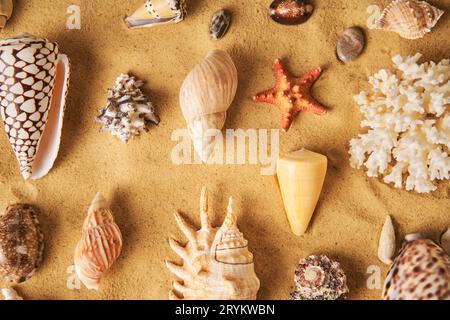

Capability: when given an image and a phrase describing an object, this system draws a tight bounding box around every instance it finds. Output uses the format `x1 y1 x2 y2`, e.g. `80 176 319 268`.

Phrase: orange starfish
253 58 327 132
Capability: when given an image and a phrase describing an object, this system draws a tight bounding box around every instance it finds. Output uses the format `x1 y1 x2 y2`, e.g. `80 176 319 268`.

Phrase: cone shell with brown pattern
0 33 70 180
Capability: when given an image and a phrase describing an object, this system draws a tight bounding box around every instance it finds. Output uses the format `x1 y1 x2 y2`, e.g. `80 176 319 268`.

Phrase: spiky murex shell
167 187 260 300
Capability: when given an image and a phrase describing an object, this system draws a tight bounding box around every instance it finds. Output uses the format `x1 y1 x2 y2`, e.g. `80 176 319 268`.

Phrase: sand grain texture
0 0 449 300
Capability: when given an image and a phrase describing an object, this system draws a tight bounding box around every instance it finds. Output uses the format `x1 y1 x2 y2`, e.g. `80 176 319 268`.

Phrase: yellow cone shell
277 149 328 236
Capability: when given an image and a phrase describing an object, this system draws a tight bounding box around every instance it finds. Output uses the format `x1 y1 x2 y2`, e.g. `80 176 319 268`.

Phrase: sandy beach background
0 0 449 300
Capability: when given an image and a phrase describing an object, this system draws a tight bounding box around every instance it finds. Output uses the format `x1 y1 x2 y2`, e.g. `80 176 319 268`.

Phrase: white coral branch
349 54 450 193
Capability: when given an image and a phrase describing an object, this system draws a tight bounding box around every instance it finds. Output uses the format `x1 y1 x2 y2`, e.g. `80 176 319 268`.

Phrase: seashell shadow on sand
432 1 450 45
305 147 348 230
108 188 135 273
5 0 21 27
185 0 203 17
9 183 39 203
240 195 284 300
46 32 100 164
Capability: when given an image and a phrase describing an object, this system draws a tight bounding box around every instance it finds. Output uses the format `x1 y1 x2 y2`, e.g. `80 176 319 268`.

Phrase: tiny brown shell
0 204 44 283
337 27 365 63
270 0 314 25
210 9 231 40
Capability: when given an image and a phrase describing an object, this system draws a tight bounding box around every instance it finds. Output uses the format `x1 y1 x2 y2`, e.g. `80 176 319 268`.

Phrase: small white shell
0 0 13 29
378 215 396 265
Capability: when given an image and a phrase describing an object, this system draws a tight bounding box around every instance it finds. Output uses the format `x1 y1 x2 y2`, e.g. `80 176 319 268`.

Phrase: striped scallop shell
383 234 450 300
74 193 123 290
375 0 444 39
0 33 70 179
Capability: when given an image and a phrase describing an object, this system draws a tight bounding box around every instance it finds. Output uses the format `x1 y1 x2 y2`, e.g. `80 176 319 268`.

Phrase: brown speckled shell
0 204 44 283
383 237 450 300
269 0 314 25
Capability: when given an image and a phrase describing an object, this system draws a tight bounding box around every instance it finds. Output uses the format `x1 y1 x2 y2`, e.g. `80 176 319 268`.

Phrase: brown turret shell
0 204 44 283
291 255 349 300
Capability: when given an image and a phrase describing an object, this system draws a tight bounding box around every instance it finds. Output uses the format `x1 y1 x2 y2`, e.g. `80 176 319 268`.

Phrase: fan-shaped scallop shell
166 187 260 300
373 0 444 40
0 33 70 180
73 193 123 290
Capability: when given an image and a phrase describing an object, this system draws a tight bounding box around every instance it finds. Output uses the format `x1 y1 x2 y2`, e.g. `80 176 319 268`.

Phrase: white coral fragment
350 54 450 193
97 74 160 143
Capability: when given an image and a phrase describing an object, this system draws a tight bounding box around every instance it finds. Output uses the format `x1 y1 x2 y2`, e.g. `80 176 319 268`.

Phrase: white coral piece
349 54 450 193
97 74 160 143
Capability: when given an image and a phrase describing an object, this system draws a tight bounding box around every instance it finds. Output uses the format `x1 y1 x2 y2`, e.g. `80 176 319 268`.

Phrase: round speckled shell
210 10 231 40
0 204 44 283
0 33 70 179
291 255 349 300
383 236 450 300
